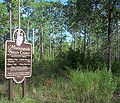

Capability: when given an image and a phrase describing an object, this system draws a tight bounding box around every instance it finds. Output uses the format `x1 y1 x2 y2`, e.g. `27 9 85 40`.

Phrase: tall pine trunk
38 32 40 51
79 32 81 53
40 22 43 60
60 29 62 55
88 33 91 56
72 32 74 49
74 32 77 51
27 20 29 43
115 21 119 60
49 6 51 57
49 25 51 57
115 22 117 60
43 36 46 57
84 26 86 55
117 21 119 60
33 29 35 55
107 1 116 71
53 23 55 58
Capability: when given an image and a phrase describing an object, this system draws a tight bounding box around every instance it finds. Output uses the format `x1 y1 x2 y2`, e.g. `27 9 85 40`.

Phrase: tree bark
43 36 46 56
38 32 40 51
72 32 74 49
84 26 86 55
115 24 117 60
33 28 35 55
27 20 29 43
49 13 51 57
49 13 52 57
118 40 119 60
53 23 55 58
88 33 91 56
117 21 119 60
74 32 77 51
60 28 62 55
49 24 51 57
107 1 116 71
40 22 43 60
79 32 81 53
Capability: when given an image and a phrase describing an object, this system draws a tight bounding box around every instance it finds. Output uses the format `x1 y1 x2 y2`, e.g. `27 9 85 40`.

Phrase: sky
0 0 68 3
47 0 68 4
0 0 3 3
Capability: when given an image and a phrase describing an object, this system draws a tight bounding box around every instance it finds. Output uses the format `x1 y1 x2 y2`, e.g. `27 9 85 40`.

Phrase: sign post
9 0 13 101
5 0 32 100
5 29 32 95
18 0 20 29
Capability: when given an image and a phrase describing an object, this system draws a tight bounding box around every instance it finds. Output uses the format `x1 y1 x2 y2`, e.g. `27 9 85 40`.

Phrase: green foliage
0 0 120 102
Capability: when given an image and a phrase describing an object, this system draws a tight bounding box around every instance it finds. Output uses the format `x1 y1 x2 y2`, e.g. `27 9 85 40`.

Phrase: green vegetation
0 0 120 102
0 49 120 102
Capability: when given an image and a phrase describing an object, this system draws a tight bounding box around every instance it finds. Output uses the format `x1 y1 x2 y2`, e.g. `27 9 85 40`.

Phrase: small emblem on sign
16 29 23 46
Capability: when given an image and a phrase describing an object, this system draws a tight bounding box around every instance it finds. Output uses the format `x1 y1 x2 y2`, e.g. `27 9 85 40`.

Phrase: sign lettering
5 41 32 83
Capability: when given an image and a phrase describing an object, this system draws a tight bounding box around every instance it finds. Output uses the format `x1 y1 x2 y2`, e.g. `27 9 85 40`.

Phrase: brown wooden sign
5 40 32 83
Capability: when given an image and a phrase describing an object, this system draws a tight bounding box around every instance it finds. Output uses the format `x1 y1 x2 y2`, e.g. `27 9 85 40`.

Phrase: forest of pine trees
0 0 120 102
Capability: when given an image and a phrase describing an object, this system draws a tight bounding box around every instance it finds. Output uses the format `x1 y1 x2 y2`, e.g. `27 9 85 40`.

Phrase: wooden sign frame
5 32 32 83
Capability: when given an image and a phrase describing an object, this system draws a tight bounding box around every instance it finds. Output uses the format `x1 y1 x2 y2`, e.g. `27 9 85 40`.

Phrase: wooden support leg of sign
9 79 13 101
23 78 26 97
9 0 13 101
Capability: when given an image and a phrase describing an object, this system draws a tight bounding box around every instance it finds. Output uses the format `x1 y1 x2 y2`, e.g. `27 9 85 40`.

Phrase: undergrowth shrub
112 60 120 76
0 82 39 103
0 48 5 71
69 67 117 103
98 68 117 103
59 48 106 71
29 57 67 89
